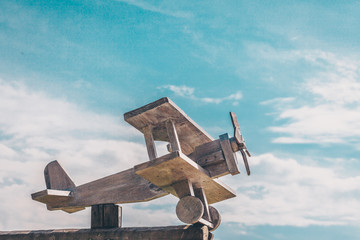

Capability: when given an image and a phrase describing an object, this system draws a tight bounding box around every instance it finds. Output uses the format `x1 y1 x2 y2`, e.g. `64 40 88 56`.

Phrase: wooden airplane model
32 97 251 231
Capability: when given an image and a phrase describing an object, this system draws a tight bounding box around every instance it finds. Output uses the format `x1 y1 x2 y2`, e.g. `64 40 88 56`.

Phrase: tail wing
32 160 85 213
44 160 75 190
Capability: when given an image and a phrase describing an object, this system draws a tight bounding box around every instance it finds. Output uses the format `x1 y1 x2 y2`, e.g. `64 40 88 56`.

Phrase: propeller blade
240 149 251 176
230 112 240 129
230 112 243 144
230 112 251 175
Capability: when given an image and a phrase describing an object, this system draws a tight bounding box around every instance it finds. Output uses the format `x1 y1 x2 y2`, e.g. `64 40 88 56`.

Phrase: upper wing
124 97 214 155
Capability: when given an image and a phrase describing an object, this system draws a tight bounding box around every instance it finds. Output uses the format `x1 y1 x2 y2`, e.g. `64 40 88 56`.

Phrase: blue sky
1 0 360 239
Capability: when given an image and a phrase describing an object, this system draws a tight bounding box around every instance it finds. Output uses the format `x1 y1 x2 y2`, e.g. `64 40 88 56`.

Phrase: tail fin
44 160 75 190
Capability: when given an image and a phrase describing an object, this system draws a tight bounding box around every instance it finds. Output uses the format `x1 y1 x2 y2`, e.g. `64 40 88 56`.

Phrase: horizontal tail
44 160 75 190
32 160 84 213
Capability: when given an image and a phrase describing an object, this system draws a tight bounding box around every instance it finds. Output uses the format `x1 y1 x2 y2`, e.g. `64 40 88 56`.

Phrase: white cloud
262 50 360 144
115 0 193 19
218 153 360 227
260 97 295 107
0 80 178 230
1 79 358 231
158 84 242 105
159 85 194 97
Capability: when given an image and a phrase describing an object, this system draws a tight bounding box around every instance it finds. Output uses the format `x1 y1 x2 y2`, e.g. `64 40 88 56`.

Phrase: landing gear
208 206 221 232
176 196 204 224
175 195 221 231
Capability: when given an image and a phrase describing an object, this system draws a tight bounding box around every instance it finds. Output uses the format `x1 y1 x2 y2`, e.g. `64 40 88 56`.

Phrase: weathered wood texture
208 206 221 232
32 97 241 213
194 188 211 222
219 134 240 175
91 204 122 229
0 225 213 240
124 97 214 155
135 151 236 204
45 161 75 190
143 126 158 160
166 119 181 152
32 168 168 212
172 180 194 198
176 196 204 224
188 137 240 179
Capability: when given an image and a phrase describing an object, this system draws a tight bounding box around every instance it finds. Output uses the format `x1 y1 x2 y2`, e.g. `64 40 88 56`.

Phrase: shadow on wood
0 225 213 240
91 204 122 229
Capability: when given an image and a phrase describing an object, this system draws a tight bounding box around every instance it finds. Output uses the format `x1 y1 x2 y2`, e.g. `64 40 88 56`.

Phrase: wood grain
91 204 121 229
143 125 157 160
166 120 181 152
208 206 221 232
196 150 224 167
219 134 240 175
44 161 75 190
176 196 204 224
194 188 211 222
0 225 212 240
172 180 194 198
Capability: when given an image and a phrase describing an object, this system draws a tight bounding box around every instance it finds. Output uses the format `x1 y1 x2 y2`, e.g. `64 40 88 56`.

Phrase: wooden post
194 188 211 222
0 225 213 240
143 125 157 161
166 120 181 152
91 204 122 229
172 180 194 198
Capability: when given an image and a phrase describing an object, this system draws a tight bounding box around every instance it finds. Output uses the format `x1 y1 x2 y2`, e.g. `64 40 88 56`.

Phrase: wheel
176 196 204 224
208 206 221 231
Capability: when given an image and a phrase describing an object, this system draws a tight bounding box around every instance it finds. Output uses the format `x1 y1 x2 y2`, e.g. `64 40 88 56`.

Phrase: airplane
31 97 251 231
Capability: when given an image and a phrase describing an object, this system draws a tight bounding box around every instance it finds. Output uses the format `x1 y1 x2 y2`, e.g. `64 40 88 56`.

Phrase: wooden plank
219 134 240 175
198 218 214 229
205 162 229 178
143 125 157 160
196 150 224 166
32 168 168 212
0 225 213 240
91 205 104 229
124 97 214 155
31 189 72 204
91 204 122 229
193 140 222 159
134 151 236 204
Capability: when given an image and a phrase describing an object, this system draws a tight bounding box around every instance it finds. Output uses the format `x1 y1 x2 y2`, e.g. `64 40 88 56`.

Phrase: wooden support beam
194 188 211 222
91 204 122 229
172 180 194 198
143 125 157 161
166 120 181 152
0 225 213 240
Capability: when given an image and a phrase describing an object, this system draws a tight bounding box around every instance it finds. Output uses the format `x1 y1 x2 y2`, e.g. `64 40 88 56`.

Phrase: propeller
230 112 251 176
